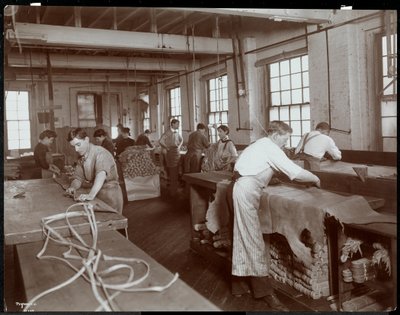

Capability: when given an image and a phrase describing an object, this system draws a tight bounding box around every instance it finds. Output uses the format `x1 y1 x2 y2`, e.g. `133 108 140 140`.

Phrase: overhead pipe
244 11 382 56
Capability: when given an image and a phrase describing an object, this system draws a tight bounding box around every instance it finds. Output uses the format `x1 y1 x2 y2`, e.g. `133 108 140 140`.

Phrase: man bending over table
229 120 320 311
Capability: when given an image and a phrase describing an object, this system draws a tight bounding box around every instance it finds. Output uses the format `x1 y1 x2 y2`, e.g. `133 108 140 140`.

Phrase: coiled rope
24 202 179 311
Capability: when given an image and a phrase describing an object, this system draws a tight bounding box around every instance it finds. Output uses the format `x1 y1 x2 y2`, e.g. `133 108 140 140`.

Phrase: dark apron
96 181 124 214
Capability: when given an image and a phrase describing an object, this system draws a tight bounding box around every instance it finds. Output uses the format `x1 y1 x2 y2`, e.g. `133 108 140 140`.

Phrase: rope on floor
23 202 179 312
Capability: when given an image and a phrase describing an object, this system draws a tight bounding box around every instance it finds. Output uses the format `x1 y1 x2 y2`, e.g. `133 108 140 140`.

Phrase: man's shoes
262 293 289 312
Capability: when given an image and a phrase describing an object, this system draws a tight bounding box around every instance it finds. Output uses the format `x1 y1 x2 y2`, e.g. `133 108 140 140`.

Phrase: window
77 93 97 127
268 55 310 148
143 104 150 131
207 74 228 143
168 86 182 134
5 91 31 151
111 127 118 139
380 33 397 152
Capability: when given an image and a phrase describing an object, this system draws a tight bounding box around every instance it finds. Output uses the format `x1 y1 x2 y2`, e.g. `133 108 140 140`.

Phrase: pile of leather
269 233 330 300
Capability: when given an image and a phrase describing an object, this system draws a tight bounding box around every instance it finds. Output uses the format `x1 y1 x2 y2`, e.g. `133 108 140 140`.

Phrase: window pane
8 121 18 133
281 91 291 105
382 117 397 137
18 120 30 131
210 101 216 112
381 100 397 117
291 121 301 135
19 128 31 140
281 75 290 90
271 92 280 106
382 56 388 76
222 88 228 100
292 89 302 104
6 91 18 103
18 102 29 114
280 107 289 120
210 90 216 102
209 114 215 124
302 104 310 119
270 63 279 77
8 128 19 140
291 73 302 89
6 110 18 120
270 107 279 121
290 105 301 120
280 60 290 76
383 138 396 152
20 139 31 149
382 36 387 56
302 72 309 87
302 120 311 133
291 136 301 148
383 77 393 95
290 57 301 73
221 112 228 124
270 77 280 92
221 75 227 88
301 56 308 71
8 140 20 150
303 88 310 103
222 99 229 111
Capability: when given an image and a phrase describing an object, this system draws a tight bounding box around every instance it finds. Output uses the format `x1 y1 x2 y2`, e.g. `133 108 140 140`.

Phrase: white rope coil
24 202 179 311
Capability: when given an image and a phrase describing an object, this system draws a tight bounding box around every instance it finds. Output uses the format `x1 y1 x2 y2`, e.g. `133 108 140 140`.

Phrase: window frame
167 85 182 134
206 73 229 143
5 90 32 153
266 54 311 148
377 32 397 152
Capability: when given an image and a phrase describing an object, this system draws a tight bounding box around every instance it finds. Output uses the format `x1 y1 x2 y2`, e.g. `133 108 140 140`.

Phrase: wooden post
46 51 55 132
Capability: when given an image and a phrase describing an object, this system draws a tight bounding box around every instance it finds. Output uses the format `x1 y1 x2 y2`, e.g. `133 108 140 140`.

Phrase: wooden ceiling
4 6 333 85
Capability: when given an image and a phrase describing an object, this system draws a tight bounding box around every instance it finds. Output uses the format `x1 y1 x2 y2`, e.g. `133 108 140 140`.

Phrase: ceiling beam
7 73 151 83
167 8 333 24
7 51 195 72
7 23 233 54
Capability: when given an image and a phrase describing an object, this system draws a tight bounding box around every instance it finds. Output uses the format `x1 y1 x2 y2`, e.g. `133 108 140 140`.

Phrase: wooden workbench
15 230 220 311
294 160 397 213
4 178 128 245
182 171 395 311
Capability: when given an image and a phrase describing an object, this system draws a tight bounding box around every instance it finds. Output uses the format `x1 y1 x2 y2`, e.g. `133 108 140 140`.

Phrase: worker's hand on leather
77 194 94 201
49 164 61 175
314 178 321 188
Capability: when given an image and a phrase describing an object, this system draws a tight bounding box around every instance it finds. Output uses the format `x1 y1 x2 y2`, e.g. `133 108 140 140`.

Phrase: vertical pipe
325 30 331 127
46 51 55 131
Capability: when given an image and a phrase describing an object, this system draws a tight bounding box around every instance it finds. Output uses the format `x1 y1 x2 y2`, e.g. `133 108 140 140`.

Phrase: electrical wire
23 202 179 312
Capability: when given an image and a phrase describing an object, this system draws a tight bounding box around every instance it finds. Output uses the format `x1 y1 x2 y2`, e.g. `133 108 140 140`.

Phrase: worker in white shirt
294 122 341 170
227 120 320 312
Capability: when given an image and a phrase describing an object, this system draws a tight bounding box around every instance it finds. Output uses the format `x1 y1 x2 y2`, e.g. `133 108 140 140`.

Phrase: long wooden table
4 178 128 245
293 160 397 213
15 230 220 311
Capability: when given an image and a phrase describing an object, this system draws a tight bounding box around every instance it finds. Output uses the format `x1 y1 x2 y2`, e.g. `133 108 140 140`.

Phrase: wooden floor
3 181 326 312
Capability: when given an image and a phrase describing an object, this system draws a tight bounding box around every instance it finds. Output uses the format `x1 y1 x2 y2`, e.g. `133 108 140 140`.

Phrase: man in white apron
229 121 320 311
